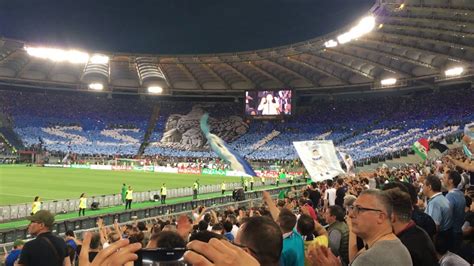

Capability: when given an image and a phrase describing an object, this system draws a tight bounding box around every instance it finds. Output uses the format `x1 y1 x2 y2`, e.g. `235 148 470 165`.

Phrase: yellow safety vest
193 183 198 190
250 177 254 183
32 201 41 214
79 197 87 209
126 190 133 200
261 177 265 182
161 187 167 195
221 183 226 190
244 180 248 186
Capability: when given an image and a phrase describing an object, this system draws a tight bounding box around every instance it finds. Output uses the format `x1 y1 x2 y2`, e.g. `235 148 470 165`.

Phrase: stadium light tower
337 15 375 44
136 57 169 95
81 53 110 91
88 83 103 91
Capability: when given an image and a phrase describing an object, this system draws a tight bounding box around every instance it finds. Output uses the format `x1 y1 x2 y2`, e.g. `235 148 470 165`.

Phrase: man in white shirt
324 179 336 208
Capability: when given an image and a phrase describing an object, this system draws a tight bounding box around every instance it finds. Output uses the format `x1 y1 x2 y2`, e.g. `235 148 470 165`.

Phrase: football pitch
0 165 241 206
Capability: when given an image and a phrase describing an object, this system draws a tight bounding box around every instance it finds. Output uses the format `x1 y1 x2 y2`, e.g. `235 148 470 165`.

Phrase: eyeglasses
347 205 384 216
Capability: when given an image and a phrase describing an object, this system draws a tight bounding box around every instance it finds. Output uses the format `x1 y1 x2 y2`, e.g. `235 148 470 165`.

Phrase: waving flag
200 113 256 177
413 138 429 160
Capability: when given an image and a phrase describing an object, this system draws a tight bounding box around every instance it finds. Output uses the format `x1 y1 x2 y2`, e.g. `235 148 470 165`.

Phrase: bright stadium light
337 15 375 44
88 83 103 91
324 40 338 48
25 46 89 64
445 67 464 77
90 54 109 64
148 86 163 94
381 78 397 86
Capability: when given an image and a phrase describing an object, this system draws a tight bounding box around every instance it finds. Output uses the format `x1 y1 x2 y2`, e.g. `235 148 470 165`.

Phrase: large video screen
245 89 292 116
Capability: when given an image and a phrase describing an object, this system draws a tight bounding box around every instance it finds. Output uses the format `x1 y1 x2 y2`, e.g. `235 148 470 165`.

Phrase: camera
134 248 189 266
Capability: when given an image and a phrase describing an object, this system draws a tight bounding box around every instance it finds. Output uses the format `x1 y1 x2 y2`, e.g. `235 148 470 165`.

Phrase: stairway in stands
0 127 24 152
137 105 160 156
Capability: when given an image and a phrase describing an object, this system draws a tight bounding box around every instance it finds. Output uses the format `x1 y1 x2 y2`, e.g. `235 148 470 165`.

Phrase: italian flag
413 138 430 160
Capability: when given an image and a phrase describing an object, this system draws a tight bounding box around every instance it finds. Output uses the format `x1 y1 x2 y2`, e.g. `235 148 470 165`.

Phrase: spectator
335 178 346 208
324 179 336 208
435 234 470 266
385 188 438 266
222 221 235 242
324 205 349 265
443 170 466 251
278 208 305 266
4 239 24 266
17 210 70 266
423 175 453 247
296 213 328 266
346 189 412 265
235 216 283 266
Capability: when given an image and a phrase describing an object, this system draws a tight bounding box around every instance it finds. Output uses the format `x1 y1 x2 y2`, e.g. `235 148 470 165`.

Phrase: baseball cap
27 210 55 228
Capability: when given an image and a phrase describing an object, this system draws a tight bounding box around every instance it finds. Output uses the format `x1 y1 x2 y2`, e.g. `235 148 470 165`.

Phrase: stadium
0 0 473 265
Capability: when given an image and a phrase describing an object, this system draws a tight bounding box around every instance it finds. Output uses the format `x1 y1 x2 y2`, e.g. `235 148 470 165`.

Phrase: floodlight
25 46 89 64
148 86 163 94
88 83 104 90
324 40 338 48
90 54 109 64
444 67 464 77
337 15 375 44
381 78 397 86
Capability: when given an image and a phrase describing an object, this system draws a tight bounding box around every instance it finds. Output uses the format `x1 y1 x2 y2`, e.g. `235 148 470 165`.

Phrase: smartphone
134 248 189 266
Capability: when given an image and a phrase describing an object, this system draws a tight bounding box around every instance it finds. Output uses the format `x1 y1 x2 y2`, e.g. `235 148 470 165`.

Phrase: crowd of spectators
0 88 472 164
3 138 473 265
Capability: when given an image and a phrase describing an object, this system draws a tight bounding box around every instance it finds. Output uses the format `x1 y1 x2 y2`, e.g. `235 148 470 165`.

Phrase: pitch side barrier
0 184 306 250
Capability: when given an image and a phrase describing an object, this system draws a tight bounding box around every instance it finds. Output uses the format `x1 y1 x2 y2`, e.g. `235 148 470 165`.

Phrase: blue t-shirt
6 249 22 266
425 193 453 232
446 189 466 233
224 232 234 242
66 239 77 251
281 229 305 266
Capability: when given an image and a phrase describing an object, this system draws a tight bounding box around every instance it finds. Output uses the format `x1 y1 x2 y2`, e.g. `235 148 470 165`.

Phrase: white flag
293 140 345 182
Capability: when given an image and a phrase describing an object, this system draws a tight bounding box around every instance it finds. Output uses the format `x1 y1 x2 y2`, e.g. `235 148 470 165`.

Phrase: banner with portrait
293 140 345 182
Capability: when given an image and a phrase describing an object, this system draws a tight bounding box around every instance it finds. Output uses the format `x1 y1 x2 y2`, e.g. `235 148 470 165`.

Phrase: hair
384 188 412 223
203 213 212 224
328 205 345 222
89 232 101 249
311 182 317 189
198 220 209 231
189 230 224 242
382 182 409 193
297 214 315 240
227 214 237 225
154 231 186 248
401 182 418 207
343 195 357 208
137 221 146 231
34 196 40 202
446 170 462 187
211 223 223 232
425 175 442 192
223 221 233 233
465 195 472 208
337 178 344 186
80 193 85 198
278 208 297 233
65 230 75 237
239 216 282 266
327 179 334 187
107 231 121 243
302 191 309 198
359 189 393 218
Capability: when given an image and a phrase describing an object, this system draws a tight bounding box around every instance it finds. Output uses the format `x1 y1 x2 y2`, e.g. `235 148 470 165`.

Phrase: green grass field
0 165 241 205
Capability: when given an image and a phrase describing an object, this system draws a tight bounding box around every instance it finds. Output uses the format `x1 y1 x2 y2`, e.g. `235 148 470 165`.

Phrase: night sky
0 0 374 54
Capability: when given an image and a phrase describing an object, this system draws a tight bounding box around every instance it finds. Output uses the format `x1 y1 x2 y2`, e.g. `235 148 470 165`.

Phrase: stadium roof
0 0 473 97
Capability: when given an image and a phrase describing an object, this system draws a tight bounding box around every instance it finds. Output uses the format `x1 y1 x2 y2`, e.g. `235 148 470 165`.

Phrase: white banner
154 166 179 173
293 140 344 182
